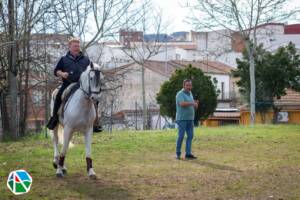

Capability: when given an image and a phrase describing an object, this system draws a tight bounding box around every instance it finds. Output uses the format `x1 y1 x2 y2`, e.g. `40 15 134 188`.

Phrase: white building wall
86 44 132 69
117 64 168 111
116 63 232 111
216 52 242 68
150 47 176 61
86 24 300 71
262 34 300 51
209 74 230 98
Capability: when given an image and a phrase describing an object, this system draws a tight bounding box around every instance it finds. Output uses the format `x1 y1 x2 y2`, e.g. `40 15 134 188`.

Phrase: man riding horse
46 38 102 132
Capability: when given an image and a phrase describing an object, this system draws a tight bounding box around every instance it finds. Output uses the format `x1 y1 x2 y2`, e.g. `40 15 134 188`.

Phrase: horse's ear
90 62 94 69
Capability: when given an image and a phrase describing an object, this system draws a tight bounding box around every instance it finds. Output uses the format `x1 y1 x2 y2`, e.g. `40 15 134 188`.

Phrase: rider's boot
47 114 59 130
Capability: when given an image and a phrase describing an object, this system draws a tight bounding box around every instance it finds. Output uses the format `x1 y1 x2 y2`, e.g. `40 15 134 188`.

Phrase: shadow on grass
191 160 243 172
64 173 133 200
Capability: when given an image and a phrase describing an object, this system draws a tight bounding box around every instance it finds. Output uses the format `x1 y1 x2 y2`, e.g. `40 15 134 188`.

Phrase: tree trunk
7 0 19 139
19 0 31 136
44 77 49 138
141 64 147 130
7 74 18 139
259 111 266 124
19 67 29 136
272 105 281 124
246 42 256 126
0 92 10 139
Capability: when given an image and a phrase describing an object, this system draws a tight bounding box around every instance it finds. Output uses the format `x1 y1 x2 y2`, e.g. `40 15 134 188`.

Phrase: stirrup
93 125 103 132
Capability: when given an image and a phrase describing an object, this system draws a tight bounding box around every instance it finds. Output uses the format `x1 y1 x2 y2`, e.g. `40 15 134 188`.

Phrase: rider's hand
60 72 69 79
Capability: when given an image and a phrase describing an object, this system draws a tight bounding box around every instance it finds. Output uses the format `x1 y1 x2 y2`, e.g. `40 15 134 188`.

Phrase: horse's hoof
56 168 64 178
88 168 97 180
89 174 97 180
62 168 67 175
56 173 64 178
53 162 58 169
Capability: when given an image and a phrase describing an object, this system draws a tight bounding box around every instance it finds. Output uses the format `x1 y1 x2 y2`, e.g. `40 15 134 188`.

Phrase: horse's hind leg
52 127 59 169
56 126 72 178
85 128 97 179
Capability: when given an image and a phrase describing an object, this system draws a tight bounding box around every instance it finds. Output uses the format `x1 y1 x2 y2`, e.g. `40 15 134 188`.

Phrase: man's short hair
183 79 192 86
68 37 80 45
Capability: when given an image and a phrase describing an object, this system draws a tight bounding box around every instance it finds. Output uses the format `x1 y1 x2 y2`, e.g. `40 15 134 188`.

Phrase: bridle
80 62 102 98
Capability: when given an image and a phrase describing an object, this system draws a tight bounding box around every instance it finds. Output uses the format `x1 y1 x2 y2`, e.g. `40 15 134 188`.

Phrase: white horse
50 63 103 179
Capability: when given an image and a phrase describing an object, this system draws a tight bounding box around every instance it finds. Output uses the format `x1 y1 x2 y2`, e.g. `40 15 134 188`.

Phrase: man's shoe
46 115 59 130
185 154 197 160
93 125 103 132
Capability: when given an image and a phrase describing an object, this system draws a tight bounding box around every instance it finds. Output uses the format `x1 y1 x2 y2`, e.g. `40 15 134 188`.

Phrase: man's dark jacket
54 51 90 84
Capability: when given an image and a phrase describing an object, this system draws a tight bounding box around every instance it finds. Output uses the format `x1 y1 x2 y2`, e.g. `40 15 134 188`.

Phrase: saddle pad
58 83 80 116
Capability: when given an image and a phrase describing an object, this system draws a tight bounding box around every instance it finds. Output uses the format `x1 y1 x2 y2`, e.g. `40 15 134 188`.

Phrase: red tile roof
274 89 300 107
105 60 235 77
240 89 300 110
284 24 300 34
170 60 234 74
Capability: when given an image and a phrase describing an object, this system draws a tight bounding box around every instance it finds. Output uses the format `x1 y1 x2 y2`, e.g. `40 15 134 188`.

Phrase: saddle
57 82 80 117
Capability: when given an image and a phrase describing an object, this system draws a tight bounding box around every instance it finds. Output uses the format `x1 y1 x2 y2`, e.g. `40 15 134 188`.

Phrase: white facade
86 23 300 71
210 74 231 99
86 43 132 69
189 30 232 55
111 62 233 112
187 24 300 67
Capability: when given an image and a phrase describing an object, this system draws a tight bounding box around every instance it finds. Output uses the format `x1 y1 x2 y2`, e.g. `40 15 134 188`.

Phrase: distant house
144 34 172 42
170 32 189 41
102 60 236 129
189 23 300 67
119 29 143 47
204 89 300 126
240 89 300 125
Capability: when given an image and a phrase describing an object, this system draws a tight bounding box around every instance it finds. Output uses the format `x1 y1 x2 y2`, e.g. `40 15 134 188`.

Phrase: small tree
156 65 218 125
233 42 300 123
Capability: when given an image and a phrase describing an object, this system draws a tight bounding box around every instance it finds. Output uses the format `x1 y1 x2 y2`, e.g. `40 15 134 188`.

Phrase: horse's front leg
85 127 97 179
51 127 59 169
56 126 72 178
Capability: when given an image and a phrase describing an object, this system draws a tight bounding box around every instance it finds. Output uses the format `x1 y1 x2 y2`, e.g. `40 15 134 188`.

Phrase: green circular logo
7 170 32 195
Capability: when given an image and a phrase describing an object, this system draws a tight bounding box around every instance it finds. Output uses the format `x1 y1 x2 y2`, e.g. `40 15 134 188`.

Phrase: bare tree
51 0 138 51
188 0 300 125
0 0 53 139
117 0 166 129
97 65 139 131
0 0 165 137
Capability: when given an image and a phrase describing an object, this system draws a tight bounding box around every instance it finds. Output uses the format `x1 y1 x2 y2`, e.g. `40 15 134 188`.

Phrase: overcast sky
152 0 193 33
152 0 300 34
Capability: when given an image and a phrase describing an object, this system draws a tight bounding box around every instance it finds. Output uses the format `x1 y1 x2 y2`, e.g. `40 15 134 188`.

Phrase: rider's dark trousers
52 82 71 117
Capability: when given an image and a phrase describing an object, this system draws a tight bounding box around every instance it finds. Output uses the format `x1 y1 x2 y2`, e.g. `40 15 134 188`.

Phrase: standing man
46 38 102 132
175 79 199 160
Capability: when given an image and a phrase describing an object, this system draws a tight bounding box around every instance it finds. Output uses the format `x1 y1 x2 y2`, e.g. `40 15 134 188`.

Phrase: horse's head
80 62 104 100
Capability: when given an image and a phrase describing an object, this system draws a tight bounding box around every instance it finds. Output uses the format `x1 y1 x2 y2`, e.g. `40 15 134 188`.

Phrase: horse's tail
49 125 74 148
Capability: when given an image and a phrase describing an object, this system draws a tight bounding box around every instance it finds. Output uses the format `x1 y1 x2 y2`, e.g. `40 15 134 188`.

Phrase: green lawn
1 125 300 200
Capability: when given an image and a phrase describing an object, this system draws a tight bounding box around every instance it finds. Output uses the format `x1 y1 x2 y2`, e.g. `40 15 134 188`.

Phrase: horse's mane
80 63 102 93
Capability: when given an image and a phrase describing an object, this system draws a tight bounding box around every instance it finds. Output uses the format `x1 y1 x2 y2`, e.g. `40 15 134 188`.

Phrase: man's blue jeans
176 120 194 156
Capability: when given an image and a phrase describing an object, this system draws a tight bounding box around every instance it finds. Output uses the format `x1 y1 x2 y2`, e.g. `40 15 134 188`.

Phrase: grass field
1 125 300 200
